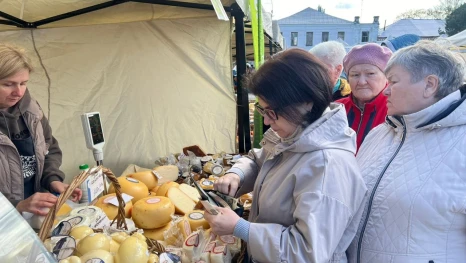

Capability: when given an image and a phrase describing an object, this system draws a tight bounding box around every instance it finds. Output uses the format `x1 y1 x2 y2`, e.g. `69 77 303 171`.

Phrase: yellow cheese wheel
167 187 196 215
142 223 172 241
155 182 179 197
94 193 133 220
151 185 160 193
69 226 94 240
132 196 175 229
76 233 111 256
115 236 149 263
108 177 149 203
185 210 210 230
80 249 114 263
110 232 129 244
127 171 158 190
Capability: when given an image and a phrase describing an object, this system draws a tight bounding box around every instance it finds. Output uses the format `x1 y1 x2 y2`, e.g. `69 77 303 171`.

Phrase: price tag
152 170 162 180
87 170 105 202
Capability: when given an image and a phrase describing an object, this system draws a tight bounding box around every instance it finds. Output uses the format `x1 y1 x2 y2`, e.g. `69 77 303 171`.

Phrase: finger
37 200 56 208
37 193 58 202
228 180 239 197
213 178 222 191
33 208 49 216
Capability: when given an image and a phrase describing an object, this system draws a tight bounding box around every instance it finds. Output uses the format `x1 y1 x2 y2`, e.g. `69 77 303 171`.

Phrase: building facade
277 8 379 50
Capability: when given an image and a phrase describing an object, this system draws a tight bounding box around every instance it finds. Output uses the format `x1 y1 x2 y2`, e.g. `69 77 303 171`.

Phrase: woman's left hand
49 181 83 202
204 206 241 236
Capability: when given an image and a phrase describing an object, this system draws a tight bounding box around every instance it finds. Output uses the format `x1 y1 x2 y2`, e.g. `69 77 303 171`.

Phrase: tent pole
269 38 273 56
231 3 250 153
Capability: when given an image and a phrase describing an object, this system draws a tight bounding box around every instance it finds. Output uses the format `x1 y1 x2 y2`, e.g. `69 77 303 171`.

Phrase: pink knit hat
343 43 393 74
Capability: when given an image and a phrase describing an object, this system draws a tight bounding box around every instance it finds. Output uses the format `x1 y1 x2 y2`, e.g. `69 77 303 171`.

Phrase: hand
214 173 240 196
16 192 58 216
204 207 240 236
49 181 83 202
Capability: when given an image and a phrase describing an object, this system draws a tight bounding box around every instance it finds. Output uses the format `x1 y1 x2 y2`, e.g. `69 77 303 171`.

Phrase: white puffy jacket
347 86 466 263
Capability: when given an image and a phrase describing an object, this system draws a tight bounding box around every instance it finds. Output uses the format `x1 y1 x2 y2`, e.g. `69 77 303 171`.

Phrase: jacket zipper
356 117 407 263
356 107 365 135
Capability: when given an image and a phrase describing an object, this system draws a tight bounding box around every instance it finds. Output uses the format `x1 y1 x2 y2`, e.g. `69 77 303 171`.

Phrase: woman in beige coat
204 49 368 262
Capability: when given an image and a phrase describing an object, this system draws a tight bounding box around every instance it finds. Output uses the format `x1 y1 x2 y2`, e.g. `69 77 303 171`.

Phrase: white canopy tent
448 29 466 47
0 0 252 180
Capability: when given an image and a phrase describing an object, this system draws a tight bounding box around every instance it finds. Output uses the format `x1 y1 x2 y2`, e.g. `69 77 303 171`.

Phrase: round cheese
148 253 159 263
132 196 175 229
110 239 120 254
142 223 172 241
185 210 210 230
155 182 179 197
115 236 149 263
59 256 81 263
70 226 94 240
76 233 111 256
108 177 149 203
110 232 129 244
127 171 159 189
80 249 114 263
95 193 133 220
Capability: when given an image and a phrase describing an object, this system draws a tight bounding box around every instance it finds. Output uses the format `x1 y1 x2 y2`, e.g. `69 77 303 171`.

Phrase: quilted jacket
347 85 466 263
232 103 367 263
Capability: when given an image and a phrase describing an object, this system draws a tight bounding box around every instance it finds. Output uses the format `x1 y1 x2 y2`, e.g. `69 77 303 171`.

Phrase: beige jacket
232 103 367 262
0 90 64 206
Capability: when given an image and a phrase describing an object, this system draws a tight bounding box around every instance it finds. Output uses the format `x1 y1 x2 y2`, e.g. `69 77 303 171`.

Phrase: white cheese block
153 165 179 184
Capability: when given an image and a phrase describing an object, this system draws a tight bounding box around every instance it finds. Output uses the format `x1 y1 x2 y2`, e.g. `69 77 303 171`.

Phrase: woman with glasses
204 48 367 262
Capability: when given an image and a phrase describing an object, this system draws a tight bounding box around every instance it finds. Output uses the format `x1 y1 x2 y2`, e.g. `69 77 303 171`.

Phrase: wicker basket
38 166 127 242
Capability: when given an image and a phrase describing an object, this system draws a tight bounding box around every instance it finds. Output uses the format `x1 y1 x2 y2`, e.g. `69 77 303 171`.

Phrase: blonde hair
0 43 33 80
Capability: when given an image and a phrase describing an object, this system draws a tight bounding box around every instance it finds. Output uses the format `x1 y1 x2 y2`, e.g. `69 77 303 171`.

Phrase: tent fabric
0 18 235 179
448 29 466 47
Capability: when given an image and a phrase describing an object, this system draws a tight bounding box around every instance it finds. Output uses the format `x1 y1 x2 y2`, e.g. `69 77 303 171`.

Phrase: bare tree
396 0 465 20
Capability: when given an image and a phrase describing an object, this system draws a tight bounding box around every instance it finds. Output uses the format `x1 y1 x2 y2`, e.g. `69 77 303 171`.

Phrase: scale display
88 113 104 145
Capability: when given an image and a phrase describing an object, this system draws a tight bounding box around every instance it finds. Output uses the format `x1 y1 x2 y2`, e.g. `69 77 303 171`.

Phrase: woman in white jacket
347 41 466 263
204 49 368 262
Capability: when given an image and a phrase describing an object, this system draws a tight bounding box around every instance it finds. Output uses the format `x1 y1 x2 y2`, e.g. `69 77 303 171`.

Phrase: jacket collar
349 88 387 111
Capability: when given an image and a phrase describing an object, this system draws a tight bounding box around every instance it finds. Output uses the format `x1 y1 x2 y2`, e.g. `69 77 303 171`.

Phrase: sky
264 0 441 26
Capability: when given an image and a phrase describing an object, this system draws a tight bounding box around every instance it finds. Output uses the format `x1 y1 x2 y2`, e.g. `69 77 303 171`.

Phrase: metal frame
0 0 266 153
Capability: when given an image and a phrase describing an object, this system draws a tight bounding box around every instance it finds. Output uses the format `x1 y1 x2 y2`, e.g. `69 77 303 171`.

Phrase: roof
380 19 445 38
277 7 353 25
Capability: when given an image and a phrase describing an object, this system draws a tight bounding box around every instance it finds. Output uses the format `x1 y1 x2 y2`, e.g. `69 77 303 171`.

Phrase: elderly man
309 41 351 100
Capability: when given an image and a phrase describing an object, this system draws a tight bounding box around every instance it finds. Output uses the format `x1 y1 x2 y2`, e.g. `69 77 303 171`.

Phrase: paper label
51 236 76 260
85 259 105 263
52 221 72 236
188 212 204 220
146 198 161 204
152 171 162 179
89 212 111 229
202 180 213 186
219 235 235 244
126 177 139 183
107 193 133 207
87 170 105 202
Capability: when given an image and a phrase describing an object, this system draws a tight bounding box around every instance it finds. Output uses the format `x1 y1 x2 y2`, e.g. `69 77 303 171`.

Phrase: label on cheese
85 259 105 263
126 177 139 183
185 233 200 247
202 180 213 186
189 212 204 220
153 171 162 179
104 196 114 204
51 235 76 260
184 220 192 237
52 221 72 236
219 235 235 244
146 198 161 204
212 166 223 175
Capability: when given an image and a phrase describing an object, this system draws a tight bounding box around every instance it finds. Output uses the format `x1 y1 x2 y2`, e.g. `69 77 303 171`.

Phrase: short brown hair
0 43 33 80
247 48 332 126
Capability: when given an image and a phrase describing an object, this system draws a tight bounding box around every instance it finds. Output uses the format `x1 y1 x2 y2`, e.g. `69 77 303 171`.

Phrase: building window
322 32 329 42
291 32 298 46
361 31 369 42
306 32 314 46
338 32 345 40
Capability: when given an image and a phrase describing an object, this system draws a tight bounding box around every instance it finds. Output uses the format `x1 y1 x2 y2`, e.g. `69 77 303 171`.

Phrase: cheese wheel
127 171 159 189
95 194 133 220
185 210 210 230
179 184 201 202
153 165 179 184
108 177 149 203
142 223 172 241
132 196 175 229
69 226 94 240
115 236 149 263
76 233 111 256
110 232 129 244
166 187 196 215
199 178 215 190
155 182 179 197
80 249 114 263
110 239 120 254
151 185 160 193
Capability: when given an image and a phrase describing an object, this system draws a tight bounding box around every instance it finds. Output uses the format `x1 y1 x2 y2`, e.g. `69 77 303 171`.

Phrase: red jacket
337 91 388 150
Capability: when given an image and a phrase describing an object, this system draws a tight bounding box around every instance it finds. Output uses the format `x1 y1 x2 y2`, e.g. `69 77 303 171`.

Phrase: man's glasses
254 102 279 120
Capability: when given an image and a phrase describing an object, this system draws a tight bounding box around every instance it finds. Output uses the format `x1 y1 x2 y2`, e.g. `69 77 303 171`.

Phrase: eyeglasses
254 102 279 120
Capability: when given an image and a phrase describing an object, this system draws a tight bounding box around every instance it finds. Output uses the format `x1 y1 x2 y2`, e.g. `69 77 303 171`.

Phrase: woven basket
38 166 127 242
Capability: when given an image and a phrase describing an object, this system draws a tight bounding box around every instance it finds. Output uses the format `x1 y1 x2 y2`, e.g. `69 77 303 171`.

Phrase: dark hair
246 48 332 126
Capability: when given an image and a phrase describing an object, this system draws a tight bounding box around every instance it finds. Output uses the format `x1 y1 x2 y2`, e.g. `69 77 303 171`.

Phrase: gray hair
385 40 466 99
309 41 346 68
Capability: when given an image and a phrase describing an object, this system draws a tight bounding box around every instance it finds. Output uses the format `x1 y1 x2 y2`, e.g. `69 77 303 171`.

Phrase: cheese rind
127 171 159 189
94 194 133 220
114 236 149 263
185 210 210 230
132 196 175 229
155 182 179 197
108 177 149 203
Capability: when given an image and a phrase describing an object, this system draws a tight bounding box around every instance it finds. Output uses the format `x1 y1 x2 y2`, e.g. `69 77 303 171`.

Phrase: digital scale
81 112 107 195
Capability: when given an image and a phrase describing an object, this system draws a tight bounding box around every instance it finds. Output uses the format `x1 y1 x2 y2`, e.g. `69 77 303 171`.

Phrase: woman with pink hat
337 43 393 150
